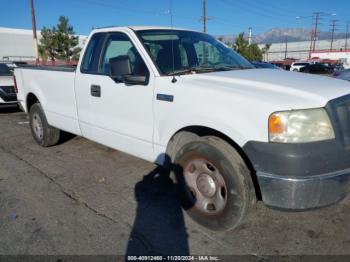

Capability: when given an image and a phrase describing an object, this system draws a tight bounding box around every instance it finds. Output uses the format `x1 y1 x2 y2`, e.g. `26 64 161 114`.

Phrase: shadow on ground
126 166 190 256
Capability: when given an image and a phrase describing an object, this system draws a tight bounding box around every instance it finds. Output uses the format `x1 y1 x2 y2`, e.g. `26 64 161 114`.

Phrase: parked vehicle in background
289 62 311 72
299 63 334 75
14 26 350 231
13 61 28 66
251 61 283 70
333 69 350 81
0 63 17 105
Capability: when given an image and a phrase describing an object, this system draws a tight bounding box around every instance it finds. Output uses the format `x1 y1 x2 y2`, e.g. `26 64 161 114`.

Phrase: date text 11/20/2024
126 255 220 261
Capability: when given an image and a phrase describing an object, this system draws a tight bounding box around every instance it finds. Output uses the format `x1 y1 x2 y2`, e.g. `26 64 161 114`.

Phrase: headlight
268 108 335 143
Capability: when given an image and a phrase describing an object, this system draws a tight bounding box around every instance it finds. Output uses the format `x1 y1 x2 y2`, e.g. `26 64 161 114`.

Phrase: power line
219 0 295 23
296 12 336 57
248 0 302 18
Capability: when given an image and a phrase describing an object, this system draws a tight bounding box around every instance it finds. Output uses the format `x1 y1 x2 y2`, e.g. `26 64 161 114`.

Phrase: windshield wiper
167 66 240 76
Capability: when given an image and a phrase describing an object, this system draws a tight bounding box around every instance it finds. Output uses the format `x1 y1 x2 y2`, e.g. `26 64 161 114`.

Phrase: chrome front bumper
257 168 350 210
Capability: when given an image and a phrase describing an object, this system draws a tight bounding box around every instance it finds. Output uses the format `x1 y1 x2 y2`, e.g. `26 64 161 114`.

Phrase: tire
172 136 255 231
29 103 60 147
293 69 298 72
167 131 199 163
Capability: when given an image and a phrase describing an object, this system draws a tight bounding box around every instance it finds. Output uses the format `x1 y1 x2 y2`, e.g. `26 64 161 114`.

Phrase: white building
259 38 350 62
0 27 87 61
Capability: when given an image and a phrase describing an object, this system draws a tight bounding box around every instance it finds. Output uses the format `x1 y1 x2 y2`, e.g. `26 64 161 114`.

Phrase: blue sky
1 0 349 36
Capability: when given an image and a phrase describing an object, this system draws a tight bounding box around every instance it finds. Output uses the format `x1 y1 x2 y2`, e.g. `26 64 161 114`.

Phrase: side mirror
110 55 132 82
109 55 148 85
123 74 147 85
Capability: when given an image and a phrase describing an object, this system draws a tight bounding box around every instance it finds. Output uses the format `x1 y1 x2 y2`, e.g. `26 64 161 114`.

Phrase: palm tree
263 43 272 62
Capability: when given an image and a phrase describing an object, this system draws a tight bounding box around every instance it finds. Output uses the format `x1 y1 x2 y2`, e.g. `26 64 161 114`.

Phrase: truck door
74 31 155 161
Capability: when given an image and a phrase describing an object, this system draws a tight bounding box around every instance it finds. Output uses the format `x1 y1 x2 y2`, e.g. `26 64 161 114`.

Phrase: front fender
154 111 266 151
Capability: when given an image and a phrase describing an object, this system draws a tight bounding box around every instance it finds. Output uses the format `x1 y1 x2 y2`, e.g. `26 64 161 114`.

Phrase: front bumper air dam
243 140 350 210
256 169 350 210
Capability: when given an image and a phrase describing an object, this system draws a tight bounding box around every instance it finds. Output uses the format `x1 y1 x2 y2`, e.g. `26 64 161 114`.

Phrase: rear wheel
29 103 60 147
173 136 255 231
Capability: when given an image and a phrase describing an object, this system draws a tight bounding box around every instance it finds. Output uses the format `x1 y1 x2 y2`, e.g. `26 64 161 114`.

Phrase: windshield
136 29 254 75
0 64 12 76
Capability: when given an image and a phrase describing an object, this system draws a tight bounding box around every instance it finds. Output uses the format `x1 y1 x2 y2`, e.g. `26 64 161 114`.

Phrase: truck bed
15 65 81 135
18 64 76 72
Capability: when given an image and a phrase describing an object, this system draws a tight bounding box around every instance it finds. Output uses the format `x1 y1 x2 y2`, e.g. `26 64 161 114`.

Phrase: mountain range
218 28 348 44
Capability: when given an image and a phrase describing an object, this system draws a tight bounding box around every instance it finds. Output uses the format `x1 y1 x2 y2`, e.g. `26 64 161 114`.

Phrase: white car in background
0 63 17 105
290 62 311 72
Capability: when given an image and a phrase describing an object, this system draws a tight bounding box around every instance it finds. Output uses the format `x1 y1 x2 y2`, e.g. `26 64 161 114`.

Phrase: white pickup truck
14 26 350 231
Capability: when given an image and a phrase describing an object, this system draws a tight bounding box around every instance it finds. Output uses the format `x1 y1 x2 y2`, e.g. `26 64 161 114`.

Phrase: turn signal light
268 114 284 134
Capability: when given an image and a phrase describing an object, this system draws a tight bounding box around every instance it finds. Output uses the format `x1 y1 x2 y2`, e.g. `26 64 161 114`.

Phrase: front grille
1 94 17 102
0 86 17 102
326 94 350 147
0 86 15 94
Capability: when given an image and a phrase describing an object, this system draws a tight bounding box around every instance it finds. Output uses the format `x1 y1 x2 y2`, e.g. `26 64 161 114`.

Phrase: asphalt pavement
0 106 350 257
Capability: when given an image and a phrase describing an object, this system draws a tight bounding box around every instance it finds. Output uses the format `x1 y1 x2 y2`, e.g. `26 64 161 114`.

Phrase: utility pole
29 0 39 64
200 0 213 32
312 12 321 52
284 37 288 59
297 12 336 58
202 0 206 32
329 19 338 51
308 29 314 59
345 21 349 50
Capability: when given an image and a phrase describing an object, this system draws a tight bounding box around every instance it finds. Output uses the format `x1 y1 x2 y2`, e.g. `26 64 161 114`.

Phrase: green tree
38 26 57 61
55 16 81 61
247 43 263 61
233 32 263 61
233 33 249 57
38 16 81 61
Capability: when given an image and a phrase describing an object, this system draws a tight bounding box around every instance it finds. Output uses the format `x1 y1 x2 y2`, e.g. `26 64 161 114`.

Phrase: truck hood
0 75 14 87
184 69 350 109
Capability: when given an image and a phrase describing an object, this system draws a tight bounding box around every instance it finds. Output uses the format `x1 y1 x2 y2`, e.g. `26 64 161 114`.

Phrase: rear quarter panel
15 68 81 135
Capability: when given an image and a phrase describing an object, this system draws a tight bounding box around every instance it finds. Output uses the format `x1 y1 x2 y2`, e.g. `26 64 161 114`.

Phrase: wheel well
169 126 262 200
26 93 39 112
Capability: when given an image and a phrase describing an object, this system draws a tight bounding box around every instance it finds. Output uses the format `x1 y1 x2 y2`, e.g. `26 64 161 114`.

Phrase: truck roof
92 26 198 33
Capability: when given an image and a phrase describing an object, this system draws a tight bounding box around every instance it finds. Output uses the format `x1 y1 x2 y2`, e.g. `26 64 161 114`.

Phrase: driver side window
99 33 148 76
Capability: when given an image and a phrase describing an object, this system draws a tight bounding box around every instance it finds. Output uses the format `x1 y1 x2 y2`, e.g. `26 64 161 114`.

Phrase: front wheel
173 136 255 231
29 103 60 147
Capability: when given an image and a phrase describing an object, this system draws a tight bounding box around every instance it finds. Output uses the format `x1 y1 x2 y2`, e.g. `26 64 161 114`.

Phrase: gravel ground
0 106 350 258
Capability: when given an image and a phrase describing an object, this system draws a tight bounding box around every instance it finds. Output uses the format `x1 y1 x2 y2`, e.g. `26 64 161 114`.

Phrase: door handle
90 85 101 97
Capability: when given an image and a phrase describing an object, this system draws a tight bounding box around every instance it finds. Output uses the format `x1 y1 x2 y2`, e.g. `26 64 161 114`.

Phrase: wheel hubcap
197 173 216 198
183 158 227 215
32 113 43 139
